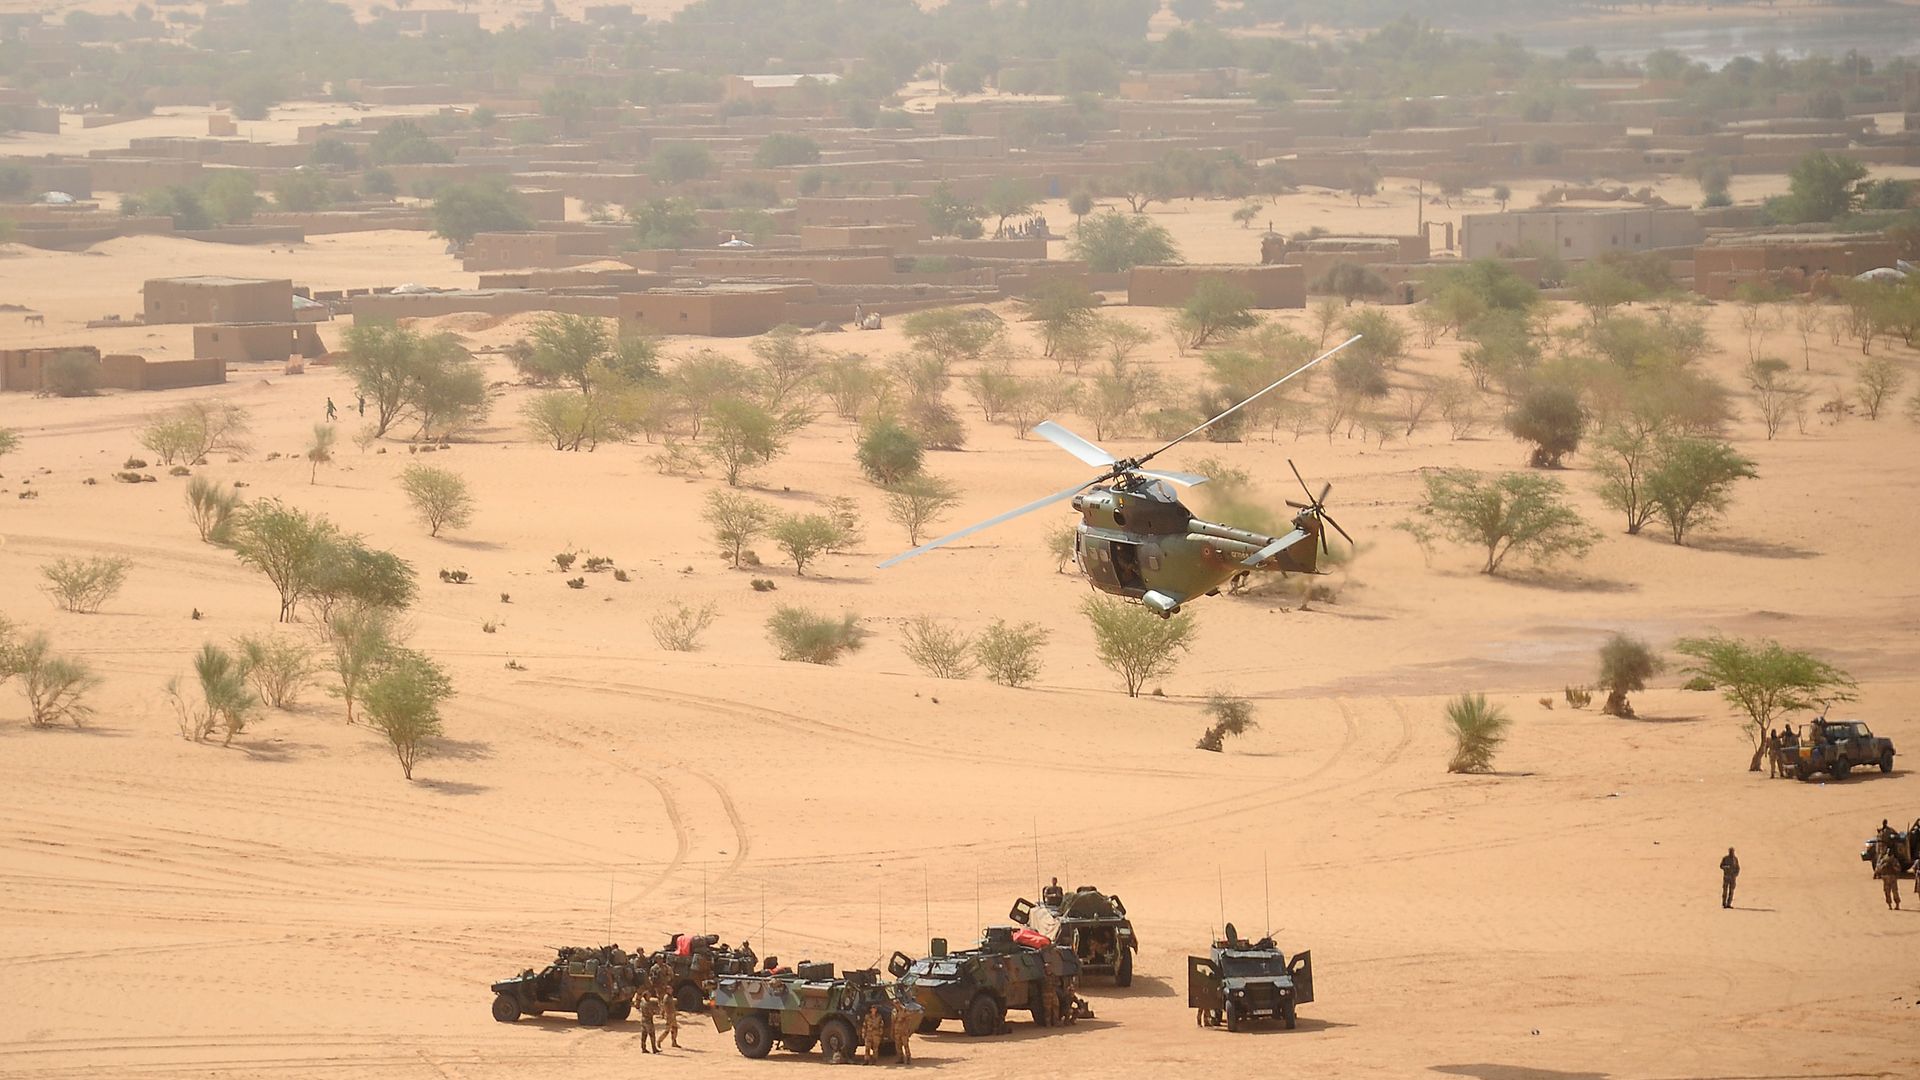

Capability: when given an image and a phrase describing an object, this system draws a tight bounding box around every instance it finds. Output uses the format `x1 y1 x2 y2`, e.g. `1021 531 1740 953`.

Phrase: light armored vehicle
709 962 921 1061
1861 818 1920 871
1187 924 1314 1031
1791 719 1895 781
490 944 639 1026
643 933 758 1013
888 925 1079 1035
1009 882 1138 985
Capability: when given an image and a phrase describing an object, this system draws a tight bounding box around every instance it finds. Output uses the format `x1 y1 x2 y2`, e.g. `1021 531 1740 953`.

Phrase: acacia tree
320 604 395 725
703 398 788 486
703 489 774 568
884 474 961 545
1019 279 1100 358
1644 436 1757 545
361 647 452 780
1083 595 1196 697
769 513 843 576
399 464 475 537
1673 635 1856 771
1417 470 1599 575
1176 278 1259 349
230 499 338 622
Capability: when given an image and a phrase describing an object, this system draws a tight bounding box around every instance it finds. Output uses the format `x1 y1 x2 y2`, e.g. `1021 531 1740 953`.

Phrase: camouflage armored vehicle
1791 719 1896 781
643 933 758 1013
888 925 1079 1035
1860 818 1920 871
709 962 921 1060
1187 923 1313 1031
1009 882 1137 985
490 944 639 1026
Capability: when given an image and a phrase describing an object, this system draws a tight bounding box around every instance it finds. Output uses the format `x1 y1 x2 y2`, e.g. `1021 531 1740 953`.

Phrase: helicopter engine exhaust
1142 590 1182 616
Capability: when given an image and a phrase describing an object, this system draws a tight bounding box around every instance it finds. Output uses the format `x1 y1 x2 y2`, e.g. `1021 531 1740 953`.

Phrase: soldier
659 985 680 1048
1062 976 1081 1025
861 1005 885 1065
1041 981 1061 1028
637 994 660 1054
1765 729 1780 778
890 1002 916 1065
1719 847 1740 909
1042 877 1064 907
649 956 672 996
1875 847 1903 910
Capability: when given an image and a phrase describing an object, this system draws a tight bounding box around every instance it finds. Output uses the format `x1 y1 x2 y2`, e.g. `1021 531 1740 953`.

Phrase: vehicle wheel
1881 751 1895 774
962 992 1003 1037
916 1016 942 1034
780 1035 817 1054
1114 948 1133 987
576 996 609 1027
675 981 705 1014
607 1000 632 1023
1281 1000 1297 1030
491 993 520 1023
1833 760 1851 779
1797 765 1816 782
733 1013 773 1059
1224 1000 1242 1033
819 1017 858 1061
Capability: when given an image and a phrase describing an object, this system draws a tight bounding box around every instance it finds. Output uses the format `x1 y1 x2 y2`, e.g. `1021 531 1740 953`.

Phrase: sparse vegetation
166 643 256 745
1444 693 1509 774
769 513 845 576
361 647 453 780
1596 634 1663 718
399 464 475 537
13 632 97 729
139 401 252 465
40 556 131 614
857 418 924 486
321 605 396 725
229 500 337 622
975 619 1048 687
1416 470 1598 575
901 616 975 679
1645 437 1758 546
704 490 775 569
766 607 865 664
884 474 961 546
1196 691 1257 752
305 422 334 484
650 601 718 651
1083 595 1196 698
235 633 315 709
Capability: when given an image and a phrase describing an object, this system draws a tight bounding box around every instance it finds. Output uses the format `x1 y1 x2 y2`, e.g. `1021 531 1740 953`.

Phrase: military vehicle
708 962 921 1061
1187 923 1314 1031
881 338 1363 618
888 925 1079 1035
1860 818 1920 871
490 944 639 1026
1790 719 1895 781
643 933 758 1013
1009 882 1138 985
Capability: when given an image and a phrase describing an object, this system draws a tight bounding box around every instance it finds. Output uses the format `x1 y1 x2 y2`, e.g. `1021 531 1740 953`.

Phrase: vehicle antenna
1217 865 1225 934
607 870 615 945
924 867 931 950
760 882 767 956
975 863 980 931
878 878 884 962
702 866 708 937
1263 851 1270 939
1032 817 1042 897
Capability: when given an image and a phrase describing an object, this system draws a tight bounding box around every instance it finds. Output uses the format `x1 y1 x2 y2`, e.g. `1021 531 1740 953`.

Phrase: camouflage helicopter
880 336 1360 617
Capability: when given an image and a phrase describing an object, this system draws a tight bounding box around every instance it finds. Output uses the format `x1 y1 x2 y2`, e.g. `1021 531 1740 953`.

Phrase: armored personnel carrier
709 962 921 1061
642 933 758 1013
888 925 1079 1035
490 944 639 1026
1009 881 1137 985
1187 923 1313 1031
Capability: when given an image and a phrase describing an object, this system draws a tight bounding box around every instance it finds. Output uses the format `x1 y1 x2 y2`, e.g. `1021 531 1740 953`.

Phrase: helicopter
879 335 1361 617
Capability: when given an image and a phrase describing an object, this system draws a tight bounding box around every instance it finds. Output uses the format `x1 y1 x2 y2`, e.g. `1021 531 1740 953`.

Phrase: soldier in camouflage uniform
649 956 672 997
637 995 661 1054
1875 848 1903 910
862 1005 885 1065
1041 979 1061 1027
659 985 680 1047
890 1000 916 1064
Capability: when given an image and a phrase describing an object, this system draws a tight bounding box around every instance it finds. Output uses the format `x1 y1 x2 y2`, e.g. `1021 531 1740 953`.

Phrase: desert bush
1176 277 1259 349
901 616 975 679
1196 691 1257 752
1046 523 1079 573
0 427 18 462
1564 686 1593 709
230 499 338 622
1083 595 1196 698
650 601 717 651
320 605 395 724
614 568 631 582
766 606 865 664
305 536 416 621
42 351 99 397
124 457 148 469
582 556 614 573
824 495 865 551
751 579 777 592
1444 693 1509 773
566 576 586 589
1645 436 1758 545
15 633 97 728
139 401 251 464
40 556 130 614
1682 675 1715 692
974 620 1048 687
168 465 190 477
304 423 335 483
399 463 474 537
361 647 452 780
704 397 789 486
1505 384 1586 468
168 643 255 744
704 489 775 568
1596 633 1663 718
770 513 844 576
1416 470 1598 575
553 551 576 572
884 474 961 546
1854 356 1905 419
235 633 315 709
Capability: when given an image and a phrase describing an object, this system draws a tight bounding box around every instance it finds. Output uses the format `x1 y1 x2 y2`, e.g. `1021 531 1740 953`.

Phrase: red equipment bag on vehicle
675 934 693 956
1012 928 1052 950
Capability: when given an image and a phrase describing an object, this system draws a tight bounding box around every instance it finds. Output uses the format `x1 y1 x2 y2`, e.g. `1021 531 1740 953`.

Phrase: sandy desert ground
3 165 1920 1080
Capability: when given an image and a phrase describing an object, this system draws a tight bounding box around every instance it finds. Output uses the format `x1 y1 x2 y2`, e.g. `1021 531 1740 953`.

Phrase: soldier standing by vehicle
660 986 680 1047
1042 980 1061 1027
862 1005 885 1065
1720 848 1740 909
638 995 661 1054
1875 848 1903 910
890 1001 916 1064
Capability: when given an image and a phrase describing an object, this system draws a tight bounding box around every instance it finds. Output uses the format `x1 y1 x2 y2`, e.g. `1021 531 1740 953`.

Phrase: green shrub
14 632 98 728
1444 693 1510 773
650 601 717 651
901 616 975 679
974 620 1048 687
766 606 865 664
1196 692 1257 752
40 556 130 614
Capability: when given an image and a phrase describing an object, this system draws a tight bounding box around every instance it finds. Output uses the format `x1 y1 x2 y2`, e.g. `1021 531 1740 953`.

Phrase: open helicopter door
1186 956 1222 1011
1008 897 1035 926
1287 950 1314 1005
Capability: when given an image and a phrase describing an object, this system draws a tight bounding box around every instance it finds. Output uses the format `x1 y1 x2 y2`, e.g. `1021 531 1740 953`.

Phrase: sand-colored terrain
4 174 1920 1080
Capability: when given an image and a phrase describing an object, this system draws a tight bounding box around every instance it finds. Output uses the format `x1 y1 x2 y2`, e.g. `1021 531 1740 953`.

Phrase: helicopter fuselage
1071 485 1322 616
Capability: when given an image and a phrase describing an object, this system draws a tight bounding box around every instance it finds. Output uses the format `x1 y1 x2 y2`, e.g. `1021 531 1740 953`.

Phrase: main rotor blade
1138 469 1209 488
1241 528 1308 568
877 477 1096 568
1289 459 1315 505
1031 420 1116 468
1320 511 1354 547
1317 481 1332 505
1136 335 1361 469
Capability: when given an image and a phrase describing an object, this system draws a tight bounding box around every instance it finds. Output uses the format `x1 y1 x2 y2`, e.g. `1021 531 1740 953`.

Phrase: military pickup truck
490 944 639 1026
1187 924 1314 1031
1790 719 1895 781
889 925 1079 1035
1008 882 1138 985
709 962 920 1061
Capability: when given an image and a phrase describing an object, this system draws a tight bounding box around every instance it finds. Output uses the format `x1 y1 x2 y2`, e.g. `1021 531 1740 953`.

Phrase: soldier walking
1719 847 1740 909
637 994 661 1054
1875 848 1903 910
890 1003 916 1064
861 1005 885 1065
660 987 680 1048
